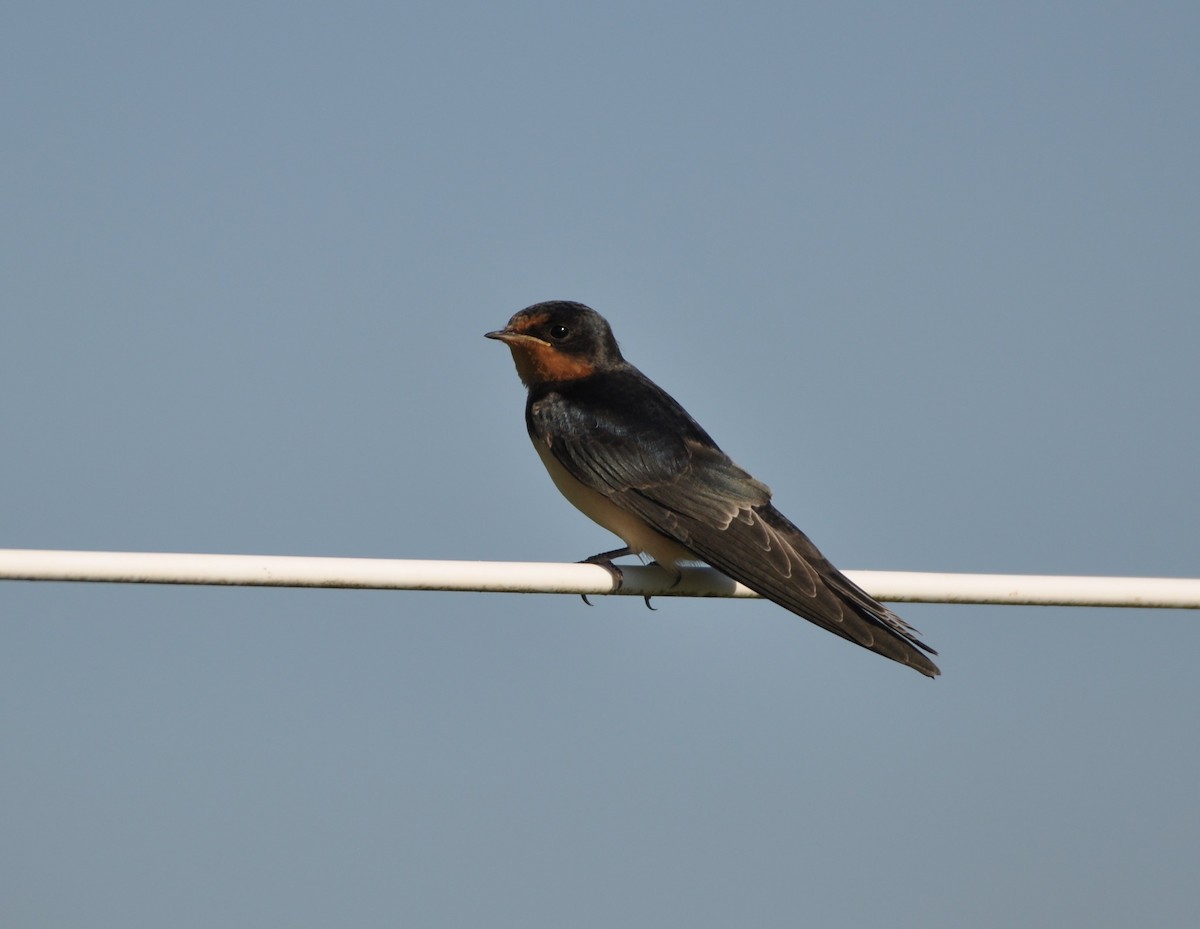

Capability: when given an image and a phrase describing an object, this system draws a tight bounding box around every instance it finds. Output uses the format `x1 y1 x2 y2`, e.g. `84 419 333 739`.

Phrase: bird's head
486 300 624 387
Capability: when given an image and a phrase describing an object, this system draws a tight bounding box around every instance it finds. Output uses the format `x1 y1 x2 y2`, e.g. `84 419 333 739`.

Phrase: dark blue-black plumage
487 300 939 677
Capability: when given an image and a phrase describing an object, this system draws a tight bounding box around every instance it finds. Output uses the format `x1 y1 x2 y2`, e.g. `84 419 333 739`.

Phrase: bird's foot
641 561 684 610
577 547 632 605
651 561 684 589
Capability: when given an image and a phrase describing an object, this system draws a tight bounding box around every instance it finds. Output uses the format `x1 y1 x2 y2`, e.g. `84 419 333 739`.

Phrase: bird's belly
531 436 696 567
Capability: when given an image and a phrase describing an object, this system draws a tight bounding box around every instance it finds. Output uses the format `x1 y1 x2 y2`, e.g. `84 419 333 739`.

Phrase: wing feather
528 368 939 676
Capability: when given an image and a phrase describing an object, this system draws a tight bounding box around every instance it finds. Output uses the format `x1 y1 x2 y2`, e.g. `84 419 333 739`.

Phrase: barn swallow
486 300 939 677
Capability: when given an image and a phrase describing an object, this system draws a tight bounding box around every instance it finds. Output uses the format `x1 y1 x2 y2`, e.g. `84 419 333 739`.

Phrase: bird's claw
640 561 681 610
578 548 629 606
576 549 673 611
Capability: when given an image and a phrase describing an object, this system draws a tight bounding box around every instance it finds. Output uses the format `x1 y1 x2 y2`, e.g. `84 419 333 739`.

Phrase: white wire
1 549 1198 608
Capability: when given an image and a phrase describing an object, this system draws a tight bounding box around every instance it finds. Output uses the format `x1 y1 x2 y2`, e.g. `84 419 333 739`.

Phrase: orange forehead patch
507 311 550 335
505 337 595 386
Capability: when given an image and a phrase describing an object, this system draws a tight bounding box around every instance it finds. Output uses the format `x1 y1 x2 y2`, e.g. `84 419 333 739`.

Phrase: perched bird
486 300 939 677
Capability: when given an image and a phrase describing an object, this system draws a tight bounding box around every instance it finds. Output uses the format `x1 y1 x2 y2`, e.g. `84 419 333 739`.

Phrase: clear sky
3 2 1198 927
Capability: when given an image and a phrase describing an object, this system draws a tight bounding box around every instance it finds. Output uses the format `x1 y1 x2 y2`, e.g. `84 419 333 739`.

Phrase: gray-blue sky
3 2 1198 926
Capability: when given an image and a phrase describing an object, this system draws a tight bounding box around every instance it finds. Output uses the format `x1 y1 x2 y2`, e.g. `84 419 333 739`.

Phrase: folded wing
529 372 940 677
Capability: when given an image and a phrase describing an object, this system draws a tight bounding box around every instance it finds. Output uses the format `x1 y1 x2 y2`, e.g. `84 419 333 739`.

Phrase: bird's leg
577 546 633 605
652 561 684 588
641 560 684 610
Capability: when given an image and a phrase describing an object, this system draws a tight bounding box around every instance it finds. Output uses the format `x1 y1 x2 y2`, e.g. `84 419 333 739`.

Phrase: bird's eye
549 324 570 340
